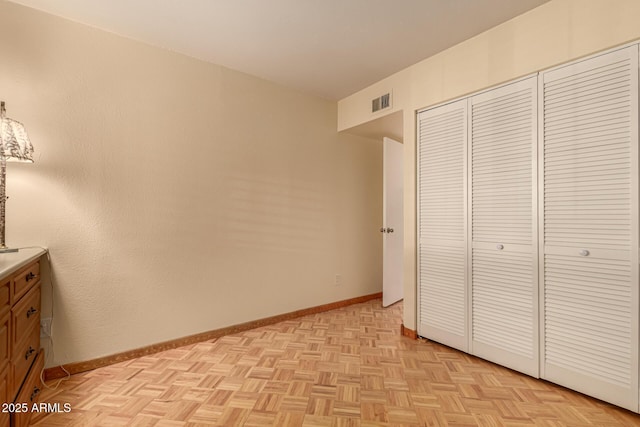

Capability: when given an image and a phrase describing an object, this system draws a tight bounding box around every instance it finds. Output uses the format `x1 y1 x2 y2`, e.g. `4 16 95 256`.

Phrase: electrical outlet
40 317 52 337
335 274 342 286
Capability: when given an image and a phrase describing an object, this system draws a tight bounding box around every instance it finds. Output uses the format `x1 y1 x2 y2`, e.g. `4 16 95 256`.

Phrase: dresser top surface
0 247 47 278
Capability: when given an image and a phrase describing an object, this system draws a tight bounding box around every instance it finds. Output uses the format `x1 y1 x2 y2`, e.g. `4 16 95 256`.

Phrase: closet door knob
579 249 590 256
496 244 504 250
387 228 394 233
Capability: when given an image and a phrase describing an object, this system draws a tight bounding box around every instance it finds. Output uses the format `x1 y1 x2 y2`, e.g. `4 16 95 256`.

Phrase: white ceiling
10 0 550 100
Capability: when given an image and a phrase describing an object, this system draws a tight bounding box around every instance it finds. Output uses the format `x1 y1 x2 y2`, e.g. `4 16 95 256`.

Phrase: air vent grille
372 93 391 113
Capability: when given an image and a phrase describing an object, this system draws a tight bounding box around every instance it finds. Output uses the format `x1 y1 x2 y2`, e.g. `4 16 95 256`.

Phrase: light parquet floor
31 300 640 426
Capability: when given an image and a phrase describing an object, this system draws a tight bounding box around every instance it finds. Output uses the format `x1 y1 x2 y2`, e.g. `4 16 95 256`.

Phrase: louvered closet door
417 99 468 352
469 77 539 377
540 46 639 411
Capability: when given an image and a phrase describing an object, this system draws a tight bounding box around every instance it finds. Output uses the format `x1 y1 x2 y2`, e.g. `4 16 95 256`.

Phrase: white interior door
383 137 404 307
469 77 539 377
540 45 639 411
417 100 468 351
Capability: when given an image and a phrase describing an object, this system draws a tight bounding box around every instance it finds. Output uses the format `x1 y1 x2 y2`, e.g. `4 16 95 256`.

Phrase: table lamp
0 101 34 253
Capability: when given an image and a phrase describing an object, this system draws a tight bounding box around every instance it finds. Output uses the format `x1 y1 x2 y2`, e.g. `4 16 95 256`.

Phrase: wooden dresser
0 248 47 427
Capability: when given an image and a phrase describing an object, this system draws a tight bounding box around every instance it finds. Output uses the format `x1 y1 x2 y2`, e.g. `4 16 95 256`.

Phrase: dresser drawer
11 285 40 347
0 312 9 372
0 279 10 318
11 323 39 400
11 261 40 304
12 349 43 427
0 364 9 427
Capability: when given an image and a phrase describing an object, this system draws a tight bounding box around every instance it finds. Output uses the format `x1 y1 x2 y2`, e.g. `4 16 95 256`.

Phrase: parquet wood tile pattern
31 300 640 426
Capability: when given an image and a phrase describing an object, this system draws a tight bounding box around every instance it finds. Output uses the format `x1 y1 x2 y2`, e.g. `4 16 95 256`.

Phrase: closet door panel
417 100 467 351
470 77 538 376
471 247 534 356
540 46 639 411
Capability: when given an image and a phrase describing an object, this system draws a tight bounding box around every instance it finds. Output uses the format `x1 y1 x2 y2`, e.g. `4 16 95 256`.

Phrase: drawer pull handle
25 346 35 360
26 307 38 318
25 272 36 281
579 249 590 257
30 386 40 402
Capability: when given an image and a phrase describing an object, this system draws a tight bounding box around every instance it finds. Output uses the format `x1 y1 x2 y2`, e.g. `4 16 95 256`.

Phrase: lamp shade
0 103 33 163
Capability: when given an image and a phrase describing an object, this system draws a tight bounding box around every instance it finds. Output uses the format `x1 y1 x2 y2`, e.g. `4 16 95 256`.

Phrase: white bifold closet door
540 46 639 411
469 77 539 377
417 99 468 352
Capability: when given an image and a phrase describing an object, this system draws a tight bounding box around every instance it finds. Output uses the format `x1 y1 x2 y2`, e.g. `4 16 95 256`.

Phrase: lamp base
0 247 18 253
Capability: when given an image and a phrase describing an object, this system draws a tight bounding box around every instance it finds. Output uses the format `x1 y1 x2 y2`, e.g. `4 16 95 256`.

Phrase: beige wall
0 1 382 366
337 0 640 330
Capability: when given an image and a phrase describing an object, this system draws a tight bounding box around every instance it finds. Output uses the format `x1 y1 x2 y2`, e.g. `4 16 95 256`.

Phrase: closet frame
416 41 640 413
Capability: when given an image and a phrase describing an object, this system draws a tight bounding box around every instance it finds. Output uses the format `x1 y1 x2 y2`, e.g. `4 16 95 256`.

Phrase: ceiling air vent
372 93 391 113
